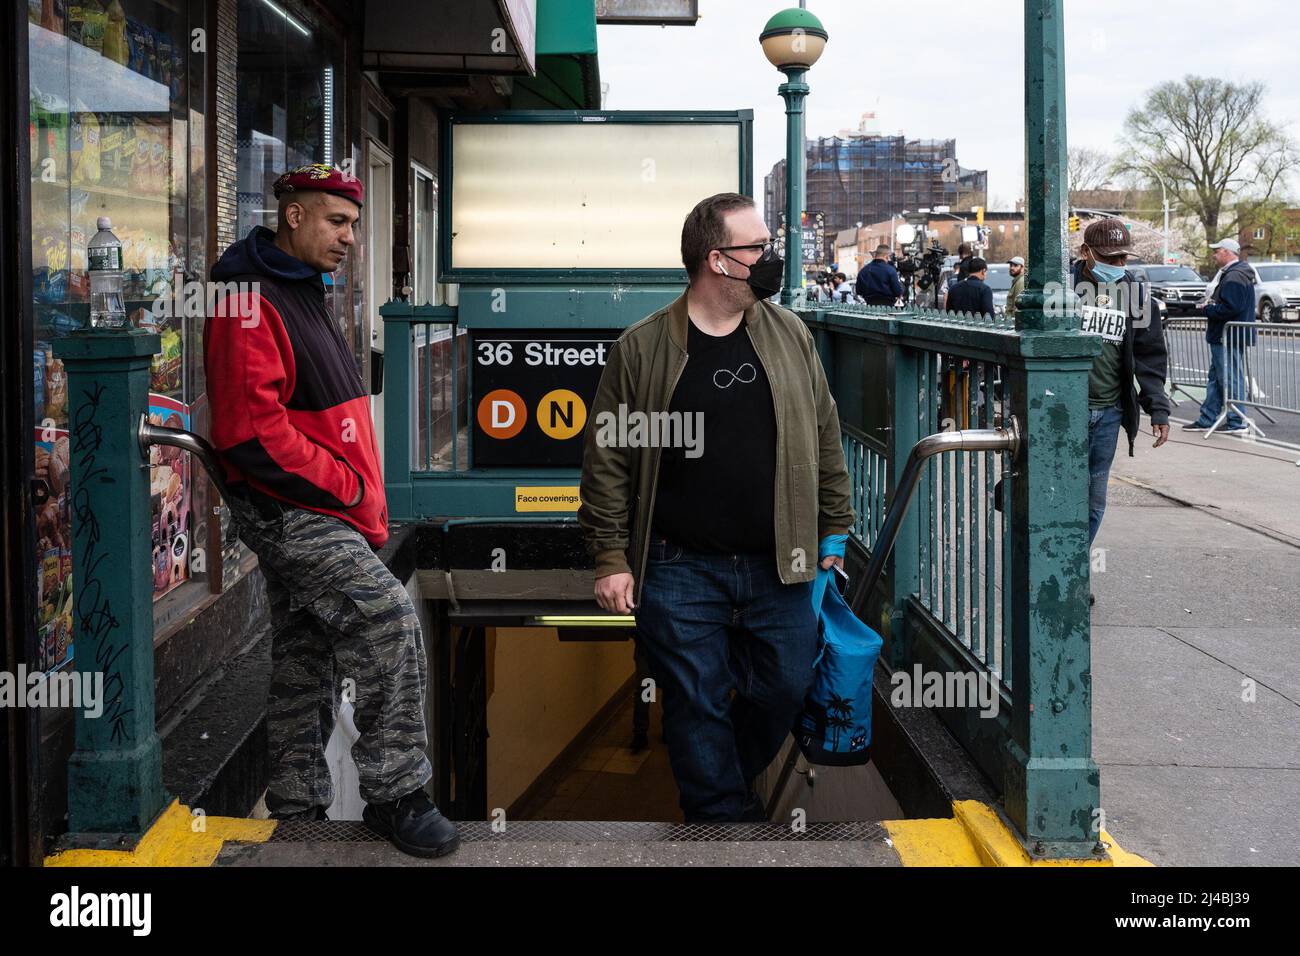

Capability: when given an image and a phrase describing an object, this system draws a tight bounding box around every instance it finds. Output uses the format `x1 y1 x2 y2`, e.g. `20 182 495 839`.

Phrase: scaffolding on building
765 133 988 264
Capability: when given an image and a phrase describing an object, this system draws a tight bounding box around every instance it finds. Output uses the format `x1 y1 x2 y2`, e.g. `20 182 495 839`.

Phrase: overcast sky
596 0 1300 212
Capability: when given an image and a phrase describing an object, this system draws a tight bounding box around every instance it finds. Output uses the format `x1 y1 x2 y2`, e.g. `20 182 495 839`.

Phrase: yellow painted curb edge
44 799 276 868
883 800 1153 867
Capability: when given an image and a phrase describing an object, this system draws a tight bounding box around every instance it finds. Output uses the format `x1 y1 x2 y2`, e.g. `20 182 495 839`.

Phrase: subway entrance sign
472 330 620 466
379 109 753 520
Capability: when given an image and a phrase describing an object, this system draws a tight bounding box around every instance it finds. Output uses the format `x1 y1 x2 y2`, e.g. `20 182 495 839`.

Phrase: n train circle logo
477 389 527 439
536 389 587 440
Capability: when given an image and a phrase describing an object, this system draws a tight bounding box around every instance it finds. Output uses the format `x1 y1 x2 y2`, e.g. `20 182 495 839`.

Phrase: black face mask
720 246 785 301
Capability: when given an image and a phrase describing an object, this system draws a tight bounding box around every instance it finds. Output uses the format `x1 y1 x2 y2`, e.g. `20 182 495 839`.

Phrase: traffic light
1068 214 1081 233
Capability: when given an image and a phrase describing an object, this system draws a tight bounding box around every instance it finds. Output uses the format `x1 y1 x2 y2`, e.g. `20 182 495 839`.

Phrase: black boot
363 788 460 858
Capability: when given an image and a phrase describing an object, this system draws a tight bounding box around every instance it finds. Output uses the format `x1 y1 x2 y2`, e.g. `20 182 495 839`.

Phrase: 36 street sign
472 329 620 467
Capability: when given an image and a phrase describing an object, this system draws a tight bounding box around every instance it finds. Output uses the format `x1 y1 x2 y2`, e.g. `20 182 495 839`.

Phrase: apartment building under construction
765 128 987 265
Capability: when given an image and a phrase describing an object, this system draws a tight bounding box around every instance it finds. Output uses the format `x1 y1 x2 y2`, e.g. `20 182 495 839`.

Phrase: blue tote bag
793 554 884 766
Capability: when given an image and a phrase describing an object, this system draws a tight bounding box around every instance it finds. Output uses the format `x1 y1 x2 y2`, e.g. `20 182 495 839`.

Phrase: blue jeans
1195 342 1246 429
633 537 817 821
1088 405 1123 547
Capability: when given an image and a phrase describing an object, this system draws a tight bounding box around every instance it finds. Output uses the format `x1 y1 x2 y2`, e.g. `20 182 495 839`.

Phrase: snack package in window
45 352 68 423
32 89 69 182
127 15 149 75
131 118 151 193
68 111 83 185
34 346 47 417
116 115 136 188
103 0 129 66
68 5 106 54
35 232 69 304
70 105 100 186
149 125 167 197
99 114 123 189
68 218 87 298
144 25 160 81
157 32 173 96
152 325 183 394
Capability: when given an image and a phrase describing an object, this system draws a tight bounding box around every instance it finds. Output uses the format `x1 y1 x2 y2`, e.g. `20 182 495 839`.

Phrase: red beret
272 163 364 208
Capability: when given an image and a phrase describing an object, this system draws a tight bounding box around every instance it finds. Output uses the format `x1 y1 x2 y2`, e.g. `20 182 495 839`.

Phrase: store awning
364 0 538 76
511 0 601 110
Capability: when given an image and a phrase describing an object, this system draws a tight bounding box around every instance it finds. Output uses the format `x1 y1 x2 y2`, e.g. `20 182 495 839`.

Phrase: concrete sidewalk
1090 415 1300 865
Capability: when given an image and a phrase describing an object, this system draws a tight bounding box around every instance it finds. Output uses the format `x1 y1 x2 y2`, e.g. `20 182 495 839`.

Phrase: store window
27 0 209 672
234 0 352 349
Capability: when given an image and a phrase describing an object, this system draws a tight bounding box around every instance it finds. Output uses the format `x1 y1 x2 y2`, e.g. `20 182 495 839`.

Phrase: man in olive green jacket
578 193 854 821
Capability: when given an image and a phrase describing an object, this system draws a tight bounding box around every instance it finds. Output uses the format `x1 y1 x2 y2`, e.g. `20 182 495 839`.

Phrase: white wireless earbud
719 263 730 276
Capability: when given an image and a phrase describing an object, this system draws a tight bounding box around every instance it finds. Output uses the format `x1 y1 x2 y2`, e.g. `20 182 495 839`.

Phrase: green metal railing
804 299 1102 858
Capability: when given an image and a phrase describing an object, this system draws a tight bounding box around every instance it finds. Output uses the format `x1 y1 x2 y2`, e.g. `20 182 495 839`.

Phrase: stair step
214 820 902 866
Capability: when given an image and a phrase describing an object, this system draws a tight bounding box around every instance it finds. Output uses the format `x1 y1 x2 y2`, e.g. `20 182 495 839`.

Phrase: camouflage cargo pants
226 491 432 815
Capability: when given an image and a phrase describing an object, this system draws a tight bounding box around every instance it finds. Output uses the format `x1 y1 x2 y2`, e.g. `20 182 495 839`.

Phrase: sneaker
1220 423 1249 434
363 788 460 858
1181 422 1212 431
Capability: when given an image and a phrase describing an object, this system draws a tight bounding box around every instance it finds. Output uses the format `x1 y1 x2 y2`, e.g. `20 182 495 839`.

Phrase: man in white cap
1185 238 1256 434
1005 256 1026 316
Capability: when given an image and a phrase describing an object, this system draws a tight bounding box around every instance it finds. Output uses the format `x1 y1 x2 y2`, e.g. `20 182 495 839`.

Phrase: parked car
1124 264 1207 316
984 263 1014 314
1249 262 1300 322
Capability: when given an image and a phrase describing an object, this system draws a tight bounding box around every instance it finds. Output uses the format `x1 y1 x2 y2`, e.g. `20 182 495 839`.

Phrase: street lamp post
760 8 827 308
1140 164 1171 263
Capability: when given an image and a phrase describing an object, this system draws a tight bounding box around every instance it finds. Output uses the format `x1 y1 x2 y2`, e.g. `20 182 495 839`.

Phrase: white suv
1250 262 1300 322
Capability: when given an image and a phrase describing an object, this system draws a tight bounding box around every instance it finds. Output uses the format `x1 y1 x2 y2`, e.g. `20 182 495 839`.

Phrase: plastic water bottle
88 216 127 329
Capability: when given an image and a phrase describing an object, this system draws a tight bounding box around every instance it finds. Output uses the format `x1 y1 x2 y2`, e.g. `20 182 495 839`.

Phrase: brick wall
215 0 237 253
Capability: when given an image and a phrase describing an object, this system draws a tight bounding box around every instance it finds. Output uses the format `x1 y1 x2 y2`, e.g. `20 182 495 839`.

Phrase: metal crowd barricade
1227 320 1300 425
1164 317 1213 405
1164 318 1298 443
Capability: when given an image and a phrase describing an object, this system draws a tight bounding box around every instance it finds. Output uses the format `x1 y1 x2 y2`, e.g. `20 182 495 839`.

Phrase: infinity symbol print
713 362 757 389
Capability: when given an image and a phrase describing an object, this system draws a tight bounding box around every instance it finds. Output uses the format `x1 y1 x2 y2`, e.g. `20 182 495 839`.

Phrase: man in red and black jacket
204 164 457 858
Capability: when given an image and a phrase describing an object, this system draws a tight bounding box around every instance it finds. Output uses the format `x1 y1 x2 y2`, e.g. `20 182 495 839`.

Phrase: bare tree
1068 146 1115 194
1117 76 1299 255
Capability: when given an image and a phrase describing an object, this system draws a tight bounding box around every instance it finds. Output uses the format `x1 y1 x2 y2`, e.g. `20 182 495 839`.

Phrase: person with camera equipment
855 244 904 305
833 271 855 303
945 256 994 317
945 241 975 297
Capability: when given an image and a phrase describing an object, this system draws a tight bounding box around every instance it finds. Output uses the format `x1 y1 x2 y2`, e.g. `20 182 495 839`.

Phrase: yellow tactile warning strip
44 800 275 868
883 800 1153 867
43 797 1151 867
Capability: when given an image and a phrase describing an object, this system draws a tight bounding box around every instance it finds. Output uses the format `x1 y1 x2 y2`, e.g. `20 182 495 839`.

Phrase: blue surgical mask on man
1087 249 1126 284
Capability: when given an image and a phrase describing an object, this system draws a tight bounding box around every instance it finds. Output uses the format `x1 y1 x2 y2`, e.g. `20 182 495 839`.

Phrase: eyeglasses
716 241 775 258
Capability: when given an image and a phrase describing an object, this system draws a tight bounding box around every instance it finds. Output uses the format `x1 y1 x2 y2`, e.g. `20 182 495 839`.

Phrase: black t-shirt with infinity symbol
651 316 777 554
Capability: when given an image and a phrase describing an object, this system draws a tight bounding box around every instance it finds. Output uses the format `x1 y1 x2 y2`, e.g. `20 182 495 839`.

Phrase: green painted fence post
1001 0 1103 858
53 329 169 835
884 334 921 667
380 300 414 521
